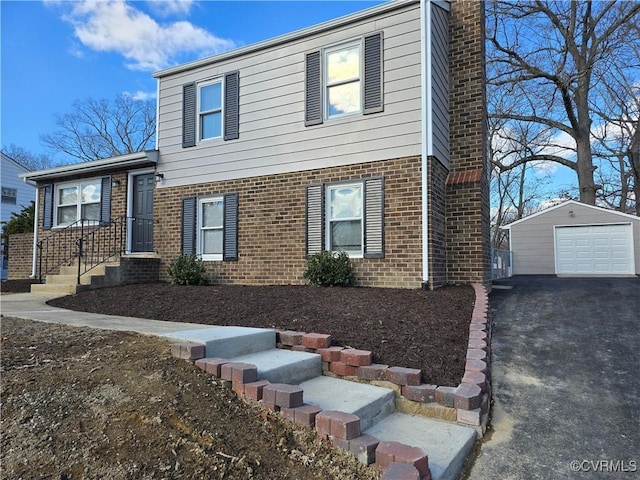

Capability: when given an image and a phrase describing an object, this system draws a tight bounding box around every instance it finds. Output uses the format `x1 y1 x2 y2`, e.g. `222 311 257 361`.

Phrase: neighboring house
502 200 640 276
1 152 36 279
21 0 490 289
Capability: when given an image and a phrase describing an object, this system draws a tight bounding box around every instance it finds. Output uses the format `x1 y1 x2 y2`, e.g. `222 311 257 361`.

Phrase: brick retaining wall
7 233 34 279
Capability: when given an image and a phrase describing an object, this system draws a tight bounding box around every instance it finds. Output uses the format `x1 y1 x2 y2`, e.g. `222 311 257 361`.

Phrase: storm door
131 173 154 252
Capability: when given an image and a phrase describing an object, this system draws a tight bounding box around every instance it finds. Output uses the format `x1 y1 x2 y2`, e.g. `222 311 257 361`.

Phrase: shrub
167 255 209 285
303 250 354 287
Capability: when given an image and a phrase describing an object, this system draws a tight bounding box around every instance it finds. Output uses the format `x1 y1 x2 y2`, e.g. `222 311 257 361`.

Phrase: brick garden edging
171 284 490 479
271 283 491 433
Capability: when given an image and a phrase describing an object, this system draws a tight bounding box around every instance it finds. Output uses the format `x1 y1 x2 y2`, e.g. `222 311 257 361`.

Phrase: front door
131 173 154 252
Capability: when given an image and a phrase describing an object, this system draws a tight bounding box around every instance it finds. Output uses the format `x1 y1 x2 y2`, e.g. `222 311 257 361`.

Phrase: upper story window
325 41 361 119
55 179 101 226
305 32 383 127
1 187 17 204
182 71 240 148
199 80 223 141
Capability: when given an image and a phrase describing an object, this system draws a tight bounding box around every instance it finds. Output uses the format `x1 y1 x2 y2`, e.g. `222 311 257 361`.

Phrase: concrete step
59 262 119 277
231 349 321 385
299 376 396 431
161 326 276 358
364 412 476 480
45 274 97 286
31 283 78 295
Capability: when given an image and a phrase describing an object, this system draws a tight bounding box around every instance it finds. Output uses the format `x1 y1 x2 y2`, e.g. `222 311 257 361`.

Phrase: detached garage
503 200 640 276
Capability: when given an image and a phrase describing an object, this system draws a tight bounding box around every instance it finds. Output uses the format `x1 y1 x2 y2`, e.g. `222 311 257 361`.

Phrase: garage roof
502 200 639 230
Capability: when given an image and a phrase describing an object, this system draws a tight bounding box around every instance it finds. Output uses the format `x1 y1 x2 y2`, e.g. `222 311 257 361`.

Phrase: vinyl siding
1 154 35 226
509 203 640 275
430 2 449 166
156 3 422 188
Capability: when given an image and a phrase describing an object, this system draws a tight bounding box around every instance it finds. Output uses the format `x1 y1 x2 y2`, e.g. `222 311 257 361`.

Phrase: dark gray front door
132 173 154 252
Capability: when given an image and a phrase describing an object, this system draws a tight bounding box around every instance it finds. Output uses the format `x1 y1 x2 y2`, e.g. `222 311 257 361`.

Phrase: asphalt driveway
466 276 640 479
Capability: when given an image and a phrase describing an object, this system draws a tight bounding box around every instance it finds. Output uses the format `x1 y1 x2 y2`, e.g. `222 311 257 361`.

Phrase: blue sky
1 0 382 164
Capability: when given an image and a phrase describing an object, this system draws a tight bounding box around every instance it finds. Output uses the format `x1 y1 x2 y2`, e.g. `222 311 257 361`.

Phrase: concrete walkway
466 276 640 480
1 292 214 334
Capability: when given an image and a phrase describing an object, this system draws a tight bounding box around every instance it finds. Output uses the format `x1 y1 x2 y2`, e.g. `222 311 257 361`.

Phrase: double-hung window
325 41 361 119
326 183 363 255
182 71 240 147
181 193 238 261
1 187 17 204
305 32 383 126
55 180 101 226
306 178 384 259
199 80 223 141
198 196 224 260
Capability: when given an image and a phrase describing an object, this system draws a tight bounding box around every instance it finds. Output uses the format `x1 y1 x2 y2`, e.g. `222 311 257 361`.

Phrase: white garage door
555 224 634 275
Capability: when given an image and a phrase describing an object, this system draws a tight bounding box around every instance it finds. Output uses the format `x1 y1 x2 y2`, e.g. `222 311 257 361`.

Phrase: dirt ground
49 283 475 386
1 317 381 480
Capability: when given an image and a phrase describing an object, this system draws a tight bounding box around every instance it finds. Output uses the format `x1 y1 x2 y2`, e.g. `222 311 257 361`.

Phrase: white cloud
58 0 236 71
123 90 156 101
146 0 195 17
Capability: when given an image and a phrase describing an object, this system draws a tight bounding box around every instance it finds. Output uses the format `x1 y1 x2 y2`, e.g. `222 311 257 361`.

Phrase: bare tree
489 113 553 248
41 95 156 163
487 1 640 205
591 62 640 214
1 144 56 171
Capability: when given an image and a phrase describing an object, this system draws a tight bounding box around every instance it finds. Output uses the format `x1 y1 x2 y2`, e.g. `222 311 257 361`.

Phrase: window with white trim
199 79 223 141
1 187 17 204
55 179 101 226
198 196 224 260
326 183 363 256
306 178 384 259
325 40 361 119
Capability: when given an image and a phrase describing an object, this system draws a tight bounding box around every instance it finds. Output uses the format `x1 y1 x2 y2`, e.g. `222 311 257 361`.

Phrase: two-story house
21 0 490 290
1 152 36 279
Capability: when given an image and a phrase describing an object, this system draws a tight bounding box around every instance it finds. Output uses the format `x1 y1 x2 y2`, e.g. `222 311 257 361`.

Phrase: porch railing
37 219 98 283
491 248 513 280
36 216 153 284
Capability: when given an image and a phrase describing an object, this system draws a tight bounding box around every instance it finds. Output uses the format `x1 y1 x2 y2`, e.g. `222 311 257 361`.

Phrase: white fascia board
503 199 640 229
19 150 158 182
153 0 419 79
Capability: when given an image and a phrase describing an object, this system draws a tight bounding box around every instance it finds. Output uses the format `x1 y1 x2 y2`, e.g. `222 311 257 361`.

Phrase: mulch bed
48 283 475 386
1 279 39 293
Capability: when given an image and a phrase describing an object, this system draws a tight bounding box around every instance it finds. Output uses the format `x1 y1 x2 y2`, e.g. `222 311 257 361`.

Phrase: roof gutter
19 150 158 182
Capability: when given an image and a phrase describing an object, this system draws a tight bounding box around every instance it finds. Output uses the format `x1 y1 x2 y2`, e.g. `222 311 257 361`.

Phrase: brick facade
30 1 489 289
7 233 34 279
446 0 491 285
154 156 424 288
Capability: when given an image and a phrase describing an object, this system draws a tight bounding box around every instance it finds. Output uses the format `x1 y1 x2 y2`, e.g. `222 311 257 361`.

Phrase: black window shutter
224 71 240 141
223 193 239 261
100 176 112 224
182 197 197 255
305 51 323 126
42 184 54 230
363 32 384 115
364 177 384 258
182 82 197 148
305 184 324 256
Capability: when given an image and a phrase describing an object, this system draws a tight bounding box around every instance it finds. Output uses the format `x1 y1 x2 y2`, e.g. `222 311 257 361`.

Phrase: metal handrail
36 215 153 284
36 219 95 282
75 216 129 284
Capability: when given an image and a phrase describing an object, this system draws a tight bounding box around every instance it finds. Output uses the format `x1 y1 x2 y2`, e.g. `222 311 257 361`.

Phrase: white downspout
421 0 431 287
29 181 39 278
